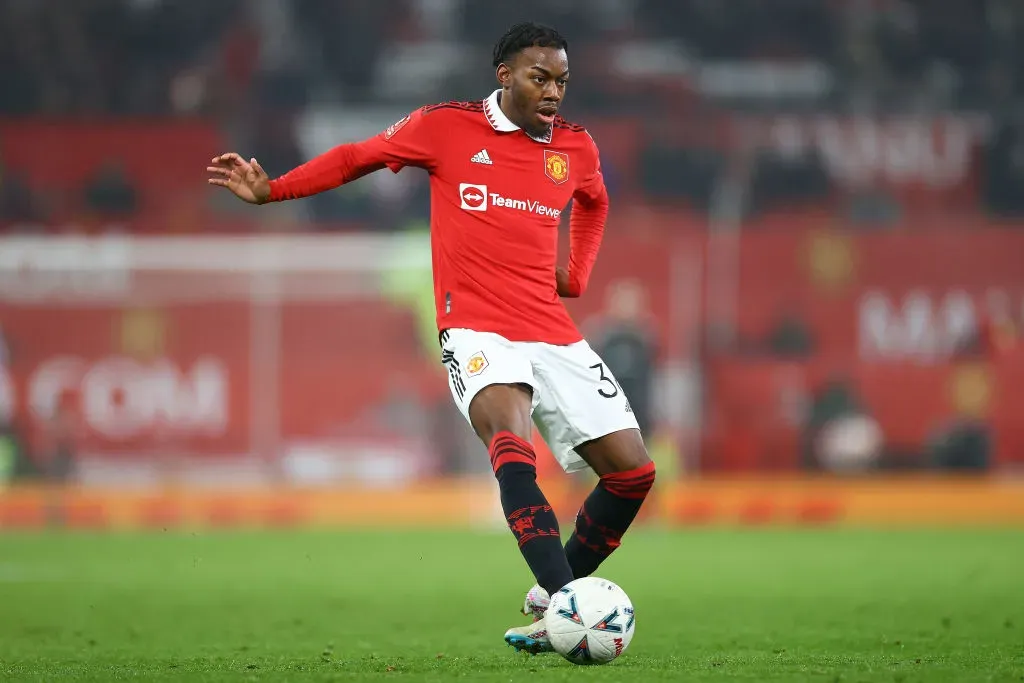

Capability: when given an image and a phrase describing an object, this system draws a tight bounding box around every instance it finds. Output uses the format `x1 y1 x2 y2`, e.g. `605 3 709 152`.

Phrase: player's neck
497 90 547 138
496 91 521 128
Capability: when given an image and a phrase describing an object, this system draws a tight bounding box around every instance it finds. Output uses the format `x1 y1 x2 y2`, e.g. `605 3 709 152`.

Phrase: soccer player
207 22 656 654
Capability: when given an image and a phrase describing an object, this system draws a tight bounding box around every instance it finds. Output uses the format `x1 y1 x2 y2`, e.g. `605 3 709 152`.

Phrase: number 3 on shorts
589 362 620 399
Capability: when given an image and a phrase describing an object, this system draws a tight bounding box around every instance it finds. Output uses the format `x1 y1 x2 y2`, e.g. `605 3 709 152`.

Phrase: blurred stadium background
1 0 1023 529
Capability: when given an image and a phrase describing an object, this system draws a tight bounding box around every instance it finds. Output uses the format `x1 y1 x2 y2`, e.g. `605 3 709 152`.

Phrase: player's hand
207 153 271 204
556 266 580 298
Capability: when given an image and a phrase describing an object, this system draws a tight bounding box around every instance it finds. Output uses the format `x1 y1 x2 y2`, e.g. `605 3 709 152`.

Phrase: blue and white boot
504 584 554 654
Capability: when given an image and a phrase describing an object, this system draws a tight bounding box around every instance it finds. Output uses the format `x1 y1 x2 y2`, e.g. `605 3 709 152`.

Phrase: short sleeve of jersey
574 130 605 203
375 107 438 173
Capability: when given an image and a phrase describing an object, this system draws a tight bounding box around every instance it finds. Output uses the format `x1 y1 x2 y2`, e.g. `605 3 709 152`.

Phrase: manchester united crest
465 351 489 376
544 150 569 185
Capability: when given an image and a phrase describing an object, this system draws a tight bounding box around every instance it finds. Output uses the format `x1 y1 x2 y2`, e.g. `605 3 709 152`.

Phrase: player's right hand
556 266 581 298
207 153 271 204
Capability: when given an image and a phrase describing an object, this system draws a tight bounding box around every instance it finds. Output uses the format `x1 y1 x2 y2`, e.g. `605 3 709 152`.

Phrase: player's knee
617 433 652 473
577 428 650 475
475 417 533 450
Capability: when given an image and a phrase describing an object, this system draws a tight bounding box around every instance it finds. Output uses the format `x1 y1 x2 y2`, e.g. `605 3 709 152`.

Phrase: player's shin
564 462 656 578
490 431 574 597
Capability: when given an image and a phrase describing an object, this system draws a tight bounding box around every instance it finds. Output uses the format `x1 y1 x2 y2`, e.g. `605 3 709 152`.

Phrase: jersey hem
438 324 583 347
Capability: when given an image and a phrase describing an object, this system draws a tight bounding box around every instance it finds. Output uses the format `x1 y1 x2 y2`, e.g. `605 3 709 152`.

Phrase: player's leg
529 340 656 581
467 384 574 599
565 428 655 579
519 430 654 615
439 329 573 599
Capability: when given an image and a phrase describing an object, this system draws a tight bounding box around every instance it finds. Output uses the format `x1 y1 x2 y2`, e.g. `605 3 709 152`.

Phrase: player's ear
496 63 511 87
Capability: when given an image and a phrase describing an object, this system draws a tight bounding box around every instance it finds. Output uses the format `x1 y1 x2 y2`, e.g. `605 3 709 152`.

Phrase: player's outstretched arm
207 153 271 204
208 108 438 205
206 144 378 204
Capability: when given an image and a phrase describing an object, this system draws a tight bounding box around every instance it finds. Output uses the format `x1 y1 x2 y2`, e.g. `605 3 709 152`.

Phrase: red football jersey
268 90 608 345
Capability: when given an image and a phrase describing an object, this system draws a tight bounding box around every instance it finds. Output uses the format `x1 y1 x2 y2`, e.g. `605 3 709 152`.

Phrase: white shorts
439 328 641 473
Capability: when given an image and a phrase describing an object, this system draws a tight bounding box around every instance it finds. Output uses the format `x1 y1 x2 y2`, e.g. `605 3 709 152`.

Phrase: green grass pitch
0 528 1021 682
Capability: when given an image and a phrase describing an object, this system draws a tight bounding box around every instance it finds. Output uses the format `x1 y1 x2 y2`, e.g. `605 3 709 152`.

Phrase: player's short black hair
492 22 568 69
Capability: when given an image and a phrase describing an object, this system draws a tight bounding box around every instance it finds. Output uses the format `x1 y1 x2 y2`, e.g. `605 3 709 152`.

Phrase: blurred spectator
802 375 873 471
765 307 815 358
0 162 44 223
983 109 1024 216
0 324 24 484
245 110 304 183
927 420 991 471
815 413 884 474
640 141 722 209
0 418 32 484
587 279 658 436
292 2 389 103
749 148 832 216
0 0 243 116
955 291 1019 359
376 378 431 440
0 324 9 366
39 398 79 483
845 185 902 227
83 161 138 216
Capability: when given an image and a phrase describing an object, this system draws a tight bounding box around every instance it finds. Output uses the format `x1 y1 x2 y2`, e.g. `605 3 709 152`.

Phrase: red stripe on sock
490 432 533 452
601 461 656 499
489 443 533 464
489 431 536 473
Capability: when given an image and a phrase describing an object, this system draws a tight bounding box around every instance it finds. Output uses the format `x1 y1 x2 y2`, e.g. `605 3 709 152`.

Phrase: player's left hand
556 267 580 298
207 153 271 204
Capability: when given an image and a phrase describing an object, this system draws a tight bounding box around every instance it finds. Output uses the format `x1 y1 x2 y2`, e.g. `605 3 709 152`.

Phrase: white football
546 577 634 665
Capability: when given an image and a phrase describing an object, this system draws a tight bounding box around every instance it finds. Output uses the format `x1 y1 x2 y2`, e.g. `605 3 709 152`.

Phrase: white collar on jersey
483 89 553 144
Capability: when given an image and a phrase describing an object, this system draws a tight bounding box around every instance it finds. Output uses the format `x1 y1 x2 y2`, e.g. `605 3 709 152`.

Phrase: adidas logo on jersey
470 149 493 165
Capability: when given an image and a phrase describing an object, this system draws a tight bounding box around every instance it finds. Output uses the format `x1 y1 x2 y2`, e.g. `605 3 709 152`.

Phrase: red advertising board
729 229 1024 362
0 303 251 458
0 225 1020 473
703 225 1024 470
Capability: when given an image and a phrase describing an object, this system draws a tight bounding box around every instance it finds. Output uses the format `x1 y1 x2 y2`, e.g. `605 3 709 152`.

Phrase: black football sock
565 461 656 579
490 430 573 597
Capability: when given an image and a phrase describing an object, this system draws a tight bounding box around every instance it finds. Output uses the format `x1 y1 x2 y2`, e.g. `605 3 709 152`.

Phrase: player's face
499 46 569 137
